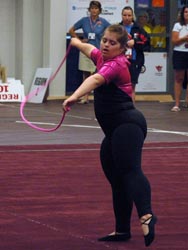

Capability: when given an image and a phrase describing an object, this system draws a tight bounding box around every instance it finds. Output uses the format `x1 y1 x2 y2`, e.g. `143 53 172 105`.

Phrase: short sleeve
98 61 118 84
172 23 181 32
90 48 101 65
73 18 84 30
91 50 119 84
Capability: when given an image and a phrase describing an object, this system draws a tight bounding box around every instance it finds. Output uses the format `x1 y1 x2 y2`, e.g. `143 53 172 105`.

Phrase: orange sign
152 0 164 7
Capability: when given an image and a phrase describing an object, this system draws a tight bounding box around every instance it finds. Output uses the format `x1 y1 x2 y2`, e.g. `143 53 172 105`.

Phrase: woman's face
100 30 124 60
89 6 101 18
138 15 148 26
121 9 133 25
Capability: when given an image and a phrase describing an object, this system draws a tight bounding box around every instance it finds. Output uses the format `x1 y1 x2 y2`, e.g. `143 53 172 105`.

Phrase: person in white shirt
171 6 188 112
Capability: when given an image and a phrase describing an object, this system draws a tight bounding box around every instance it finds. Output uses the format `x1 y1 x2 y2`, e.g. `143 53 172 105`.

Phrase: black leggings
100 123 152 233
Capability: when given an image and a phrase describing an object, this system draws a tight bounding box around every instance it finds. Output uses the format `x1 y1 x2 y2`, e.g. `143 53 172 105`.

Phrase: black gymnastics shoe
142 215 157 247
98 232 131 242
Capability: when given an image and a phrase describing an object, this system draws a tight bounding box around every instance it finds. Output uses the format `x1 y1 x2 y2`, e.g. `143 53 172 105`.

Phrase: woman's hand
183 34 188 43
172 31 188 46
127 39 135 48
62 95 78 112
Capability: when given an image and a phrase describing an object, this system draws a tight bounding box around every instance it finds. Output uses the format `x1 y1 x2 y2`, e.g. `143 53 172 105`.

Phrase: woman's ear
120 47 126 53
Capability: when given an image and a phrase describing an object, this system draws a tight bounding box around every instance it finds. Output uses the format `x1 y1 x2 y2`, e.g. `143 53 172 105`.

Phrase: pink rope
20 44 72 132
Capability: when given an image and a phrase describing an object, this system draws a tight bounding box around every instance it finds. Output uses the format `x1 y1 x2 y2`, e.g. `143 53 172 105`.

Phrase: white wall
0 0 16 76
0 0 67 98
43 0 67 98
21 0 44 94
15 0 23 81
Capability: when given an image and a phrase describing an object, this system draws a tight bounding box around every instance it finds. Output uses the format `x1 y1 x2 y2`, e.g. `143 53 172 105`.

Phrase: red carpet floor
0 142 188 250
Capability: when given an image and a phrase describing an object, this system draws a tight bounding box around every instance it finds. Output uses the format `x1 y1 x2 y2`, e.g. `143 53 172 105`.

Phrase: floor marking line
16 121 188 135
5 210 116 250
16 120 100 129
0 145 188 153
148 128 188 136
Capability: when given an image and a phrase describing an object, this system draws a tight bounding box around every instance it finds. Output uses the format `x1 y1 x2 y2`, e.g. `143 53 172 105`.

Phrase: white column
16 0 67 97
21 0 44 94
43 0 67 99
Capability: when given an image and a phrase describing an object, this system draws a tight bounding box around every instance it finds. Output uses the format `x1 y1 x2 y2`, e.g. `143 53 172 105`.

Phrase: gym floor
0 100 188 145
0 100 188 250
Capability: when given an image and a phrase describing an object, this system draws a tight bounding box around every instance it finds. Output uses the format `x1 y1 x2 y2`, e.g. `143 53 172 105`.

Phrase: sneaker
171 106 180 112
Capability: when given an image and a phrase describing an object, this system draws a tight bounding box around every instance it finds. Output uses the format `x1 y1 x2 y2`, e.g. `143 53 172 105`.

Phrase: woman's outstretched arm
71 37 96 58
62 73 105 111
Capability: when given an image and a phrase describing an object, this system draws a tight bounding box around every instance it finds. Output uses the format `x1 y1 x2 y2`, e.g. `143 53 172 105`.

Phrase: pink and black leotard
90 48 147 137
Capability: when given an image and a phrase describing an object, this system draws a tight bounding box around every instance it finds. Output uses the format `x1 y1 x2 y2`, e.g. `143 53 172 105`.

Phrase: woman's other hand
62 95 77 112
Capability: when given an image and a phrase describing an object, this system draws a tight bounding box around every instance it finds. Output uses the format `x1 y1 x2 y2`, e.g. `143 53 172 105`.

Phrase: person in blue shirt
69 1 110 104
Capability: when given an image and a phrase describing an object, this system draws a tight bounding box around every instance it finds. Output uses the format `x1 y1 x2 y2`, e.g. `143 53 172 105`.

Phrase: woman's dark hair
88 1 102 12
179 5 188 25
105 24 128 51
